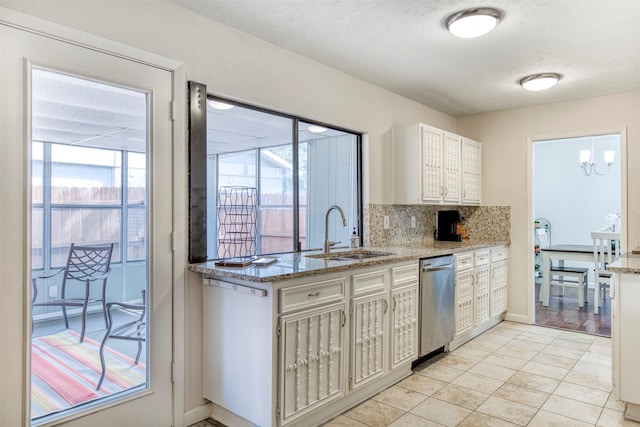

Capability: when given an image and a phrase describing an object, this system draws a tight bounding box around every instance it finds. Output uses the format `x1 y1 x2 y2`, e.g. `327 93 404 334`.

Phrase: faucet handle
329 241 341 247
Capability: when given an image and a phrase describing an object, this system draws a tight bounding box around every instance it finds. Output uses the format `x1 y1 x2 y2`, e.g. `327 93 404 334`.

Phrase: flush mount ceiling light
207 99 234 110
519 73 563 91
445 8 503 38
307 125 327 133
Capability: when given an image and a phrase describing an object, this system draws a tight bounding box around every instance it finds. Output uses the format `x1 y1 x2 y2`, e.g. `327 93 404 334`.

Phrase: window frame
186 81 362 261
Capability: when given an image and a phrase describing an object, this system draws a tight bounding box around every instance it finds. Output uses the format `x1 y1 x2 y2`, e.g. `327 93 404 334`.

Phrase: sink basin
305 250 395 261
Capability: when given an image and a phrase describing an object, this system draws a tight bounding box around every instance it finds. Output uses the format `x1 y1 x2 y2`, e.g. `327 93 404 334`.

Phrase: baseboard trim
183 402 213 427
504 312 530 324
211 403 257 427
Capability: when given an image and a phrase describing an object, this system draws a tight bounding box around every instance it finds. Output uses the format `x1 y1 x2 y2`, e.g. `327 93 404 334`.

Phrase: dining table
539 244 594 306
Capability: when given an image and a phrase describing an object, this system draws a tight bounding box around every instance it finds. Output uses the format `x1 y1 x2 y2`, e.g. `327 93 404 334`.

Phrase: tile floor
192 321 637 427
321 321 635 427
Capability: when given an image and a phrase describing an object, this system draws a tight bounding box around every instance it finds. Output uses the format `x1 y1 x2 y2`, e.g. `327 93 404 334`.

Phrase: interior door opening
532 133 621 337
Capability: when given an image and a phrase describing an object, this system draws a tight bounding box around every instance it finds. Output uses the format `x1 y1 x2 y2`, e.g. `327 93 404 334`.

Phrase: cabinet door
455 269 474 335
280 302 346 424
474 265 490 324
490 260 508 316
351 291 387 388
443 133 461 203
462 138 482 204
390 284 419 369
421 126 443 202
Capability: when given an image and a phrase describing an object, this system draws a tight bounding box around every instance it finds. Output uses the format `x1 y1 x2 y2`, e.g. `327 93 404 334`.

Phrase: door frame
526 127 628 325
0 8 186 427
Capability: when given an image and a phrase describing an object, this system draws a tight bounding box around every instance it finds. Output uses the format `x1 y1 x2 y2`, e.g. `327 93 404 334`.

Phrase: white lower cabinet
452 246 508 349
349 265 419 389
280 302 346 423
490 247 509 316
203 261 420 427
474 251 491 325
611 271 640 421
350 289 387 388
390 285 419 368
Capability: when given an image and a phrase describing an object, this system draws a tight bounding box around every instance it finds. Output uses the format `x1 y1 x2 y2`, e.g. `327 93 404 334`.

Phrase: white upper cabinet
461 138 482 205
393 123 481 205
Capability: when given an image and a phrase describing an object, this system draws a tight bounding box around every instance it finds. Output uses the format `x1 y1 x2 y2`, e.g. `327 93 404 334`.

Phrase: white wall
535 134 621 246
458 91 640 322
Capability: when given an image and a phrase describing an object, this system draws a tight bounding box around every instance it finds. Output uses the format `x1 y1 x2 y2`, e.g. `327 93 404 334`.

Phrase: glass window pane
32 141 44 204
204 97 360 258
31 207 44 269
51 144 122 204
298 122 359 251
128 206 146 261
128 152 146 204
260 145 294 254
50 207 121 266
218 150 256 188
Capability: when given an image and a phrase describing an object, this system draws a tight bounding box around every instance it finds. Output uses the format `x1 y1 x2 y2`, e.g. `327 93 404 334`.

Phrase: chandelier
579 138 614 176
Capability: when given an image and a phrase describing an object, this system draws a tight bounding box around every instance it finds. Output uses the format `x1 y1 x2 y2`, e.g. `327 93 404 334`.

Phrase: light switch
383 215 390 229
48 285 58 298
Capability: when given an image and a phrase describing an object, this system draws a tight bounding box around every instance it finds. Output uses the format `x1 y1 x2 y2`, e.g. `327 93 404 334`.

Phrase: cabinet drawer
391 264 419 288
456 253 474 271
352 270 387 296
475 250 490 266
280 278 345 314
491 246 508 262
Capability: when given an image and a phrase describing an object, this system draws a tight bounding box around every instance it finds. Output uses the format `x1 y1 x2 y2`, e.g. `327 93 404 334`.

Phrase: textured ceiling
170 0 640 117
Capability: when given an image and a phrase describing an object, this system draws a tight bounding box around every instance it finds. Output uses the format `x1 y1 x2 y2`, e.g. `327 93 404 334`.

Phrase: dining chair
97 290 146 391
591 231 621 314
32 243 114 342
548 264 589 308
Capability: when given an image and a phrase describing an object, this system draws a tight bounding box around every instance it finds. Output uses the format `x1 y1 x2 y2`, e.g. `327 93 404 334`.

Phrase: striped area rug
31 329 145 419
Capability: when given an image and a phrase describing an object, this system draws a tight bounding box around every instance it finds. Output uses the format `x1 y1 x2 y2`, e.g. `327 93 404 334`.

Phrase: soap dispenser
350 227 359 248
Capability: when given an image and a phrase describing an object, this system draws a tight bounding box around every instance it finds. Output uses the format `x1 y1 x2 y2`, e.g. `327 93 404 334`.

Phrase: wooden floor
535 280 611 337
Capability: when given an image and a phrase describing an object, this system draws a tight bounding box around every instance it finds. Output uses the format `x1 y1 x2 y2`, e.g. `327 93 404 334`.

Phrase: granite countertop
188 240 509 283
609 249 640 274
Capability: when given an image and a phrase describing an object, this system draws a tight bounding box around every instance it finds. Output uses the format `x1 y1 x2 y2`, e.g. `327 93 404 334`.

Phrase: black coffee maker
435 210 463 242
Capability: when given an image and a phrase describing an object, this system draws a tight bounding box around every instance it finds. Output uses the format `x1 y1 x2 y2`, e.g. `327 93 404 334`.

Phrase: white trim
528 127 628 326
183 402 213 427
172 63 188 427
0 7 181 72
504 312 530 324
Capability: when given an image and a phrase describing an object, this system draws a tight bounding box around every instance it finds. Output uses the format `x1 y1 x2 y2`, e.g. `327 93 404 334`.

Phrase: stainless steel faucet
323 205 347 253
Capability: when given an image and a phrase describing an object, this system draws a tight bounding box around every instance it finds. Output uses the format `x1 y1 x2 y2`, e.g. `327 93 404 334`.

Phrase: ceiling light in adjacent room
207 100 234 110
519 73 562 91
445 8 503 38
307 125 327 133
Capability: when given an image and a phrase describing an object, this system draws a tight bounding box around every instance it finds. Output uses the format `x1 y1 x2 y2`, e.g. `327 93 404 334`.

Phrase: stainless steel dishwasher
419 255 455 357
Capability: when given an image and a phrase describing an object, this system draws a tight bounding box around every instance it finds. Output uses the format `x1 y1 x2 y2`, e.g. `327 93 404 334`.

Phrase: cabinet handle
440 186 445 196
308 291 320 298
393 296 397 311
383 299 388 313
341 310 346 327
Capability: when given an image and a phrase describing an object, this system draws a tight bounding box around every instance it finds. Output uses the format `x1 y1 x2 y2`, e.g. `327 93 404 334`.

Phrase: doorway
1 23 175 426
533 134 621 336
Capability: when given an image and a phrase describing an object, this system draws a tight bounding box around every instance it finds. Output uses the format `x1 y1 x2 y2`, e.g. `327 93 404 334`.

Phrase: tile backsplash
365 204 510 247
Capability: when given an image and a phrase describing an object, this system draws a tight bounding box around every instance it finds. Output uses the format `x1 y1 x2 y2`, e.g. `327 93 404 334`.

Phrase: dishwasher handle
422 263 454 272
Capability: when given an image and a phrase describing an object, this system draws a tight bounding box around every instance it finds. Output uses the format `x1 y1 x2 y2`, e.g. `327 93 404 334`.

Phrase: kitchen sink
305 250 395 261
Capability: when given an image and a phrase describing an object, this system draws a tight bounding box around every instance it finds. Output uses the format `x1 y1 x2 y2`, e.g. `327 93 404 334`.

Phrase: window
31 142 147 303
205 98 361 259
